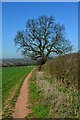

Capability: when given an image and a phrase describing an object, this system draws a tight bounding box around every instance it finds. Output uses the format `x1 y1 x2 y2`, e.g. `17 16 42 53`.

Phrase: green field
2 66 34 118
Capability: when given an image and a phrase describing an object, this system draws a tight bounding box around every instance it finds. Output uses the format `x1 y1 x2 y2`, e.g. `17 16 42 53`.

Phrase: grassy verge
41 53 80 118
26 70 50 118
26 66 79 118
40 71 79 118
2 66 34 119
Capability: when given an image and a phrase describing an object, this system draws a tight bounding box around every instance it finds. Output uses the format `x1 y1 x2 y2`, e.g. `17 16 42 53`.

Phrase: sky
0 2 2 59
2 2 78 58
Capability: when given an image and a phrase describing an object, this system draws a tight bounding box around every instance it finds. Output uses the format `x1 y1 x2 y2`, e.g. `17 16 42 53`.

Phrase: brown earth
12 70 33 118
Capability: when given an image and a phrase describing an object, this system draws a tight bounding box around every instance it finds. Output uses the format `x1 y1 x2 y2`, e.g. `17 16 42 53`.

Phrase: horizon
2 2 78 59
1 51 79 60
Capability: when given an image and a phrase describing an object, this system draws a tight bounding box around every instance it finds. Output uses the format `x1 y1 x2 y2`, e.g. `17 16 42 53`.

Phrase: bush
42 52 80 89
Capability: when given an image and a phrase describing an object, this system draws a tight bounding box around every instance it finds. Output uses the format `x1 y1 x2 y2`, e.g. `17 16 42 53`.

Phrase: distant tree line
2 59 36 67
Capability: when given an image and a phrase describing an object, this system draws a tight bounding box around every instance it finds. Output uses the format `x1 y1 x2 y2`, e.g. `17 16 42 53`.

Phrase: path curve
12 70 33 118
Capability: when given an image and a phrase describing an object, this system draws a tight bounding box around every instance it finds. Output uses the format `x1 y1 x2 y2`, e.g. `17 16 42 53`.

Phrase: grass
42 56 79 118
40 73 53 84
29 66 79 118
29 82 41 101
2 66 34 119
38 71 79 118
27 69 79 118
26 53 80 118
26 70 50 118
30 104 49 118
2 52 80 118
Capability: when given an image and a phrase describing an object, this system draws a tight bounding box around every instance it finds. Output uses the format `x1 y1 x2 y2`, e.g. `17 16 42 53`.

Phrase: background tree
14 15 72 65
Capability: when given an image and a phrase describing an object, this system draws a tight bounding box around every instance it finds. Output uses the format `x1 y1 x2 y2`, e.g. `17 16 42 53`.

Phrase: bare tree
14 15 72 65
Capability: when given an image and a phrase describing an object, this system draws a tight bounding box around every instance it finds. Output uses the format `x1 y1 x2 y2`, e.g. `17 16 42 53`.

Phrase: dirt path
12 70 33 118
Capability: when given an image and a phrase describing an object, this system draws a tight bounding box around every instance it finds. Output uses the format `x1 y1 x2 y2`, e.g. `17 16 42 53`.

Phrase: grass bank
42 53 80 118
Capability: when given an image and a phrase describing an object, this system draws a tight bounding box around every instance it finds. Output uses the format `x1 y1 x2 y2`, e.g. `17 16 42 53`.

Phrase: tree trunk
38 59 46 71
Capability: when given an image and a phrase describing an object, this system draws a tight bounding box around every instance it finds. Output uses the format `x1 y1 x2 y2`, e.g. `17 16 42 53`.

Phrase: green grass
29 104 49 118
29 82 41 101
2 66 34 118
26 70 50 118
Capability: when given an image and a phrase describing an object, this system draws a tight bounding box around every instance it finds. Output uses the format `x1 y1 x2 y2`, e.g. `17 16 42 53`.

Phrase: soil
12 70 33 118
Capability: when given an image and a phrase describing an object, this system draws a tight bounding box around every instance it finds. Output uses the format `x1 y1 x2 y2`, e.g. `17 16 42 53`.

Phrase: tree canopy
14 15 72 65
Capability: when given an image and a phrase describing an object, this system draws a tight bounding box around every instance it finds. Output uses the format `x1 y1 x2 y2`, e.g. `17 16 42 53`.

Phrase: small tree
14 15 72 65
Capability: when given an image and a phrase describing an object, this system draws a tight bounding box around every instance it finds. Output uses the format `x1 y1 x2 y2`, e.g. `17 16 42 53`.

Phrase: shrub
42 52 80 89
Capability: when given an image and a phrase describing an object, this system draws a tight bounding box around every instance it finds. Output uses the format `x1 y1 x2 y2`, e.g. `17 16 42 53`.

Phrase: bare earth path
12 70 33 118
